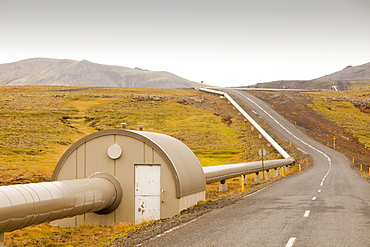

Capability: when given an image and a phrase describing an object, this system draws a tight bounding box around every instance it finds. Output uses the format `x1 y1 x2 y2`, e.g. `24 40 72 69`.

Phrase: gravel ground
107 194 242 247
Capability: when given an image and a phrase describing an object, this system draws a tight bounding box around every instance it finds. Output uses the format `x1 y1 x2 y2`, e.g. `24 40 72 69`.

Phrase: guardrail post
240 175 245 192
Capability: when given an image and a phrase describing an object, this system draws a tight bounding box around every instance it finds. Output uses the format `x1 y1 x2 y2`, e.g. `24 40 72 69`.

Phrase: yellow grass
307 90 370 147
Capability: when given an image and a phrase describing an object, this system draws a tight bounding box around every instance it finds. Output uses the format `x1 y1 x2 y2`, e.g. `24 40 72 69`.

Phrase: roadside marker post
258 148 267 180
332 134 337 149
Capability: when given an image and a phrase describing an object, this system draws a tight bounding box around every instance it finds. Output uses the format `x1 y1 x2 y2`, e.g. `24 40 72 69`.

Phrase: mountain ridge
313 62 370 81
0 58 200 88
247 61 370 91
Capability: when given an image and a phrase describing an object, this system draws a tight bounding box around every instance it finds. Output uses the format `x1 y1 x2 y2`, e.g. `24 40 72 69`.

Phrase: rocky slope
314 62 370 81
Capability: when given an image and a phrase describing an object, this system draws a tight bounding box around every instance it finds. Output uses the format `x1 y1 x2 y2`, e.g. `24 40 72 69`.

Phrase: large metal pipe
203 157 295 183
0 173 122 234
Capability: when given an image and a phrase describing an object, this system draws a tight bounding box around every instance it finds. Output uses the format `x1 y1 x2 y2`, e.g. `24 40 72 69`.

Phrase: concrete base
219 183 228 192
274 168 279 178
265 170 270 180
254 173 260 182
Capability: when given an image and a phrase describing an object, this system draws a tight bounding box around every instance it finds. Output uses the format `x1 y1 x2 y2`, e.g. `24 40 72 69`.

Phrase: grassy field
307 90 370 148
0 86 282 186
1 86 295 246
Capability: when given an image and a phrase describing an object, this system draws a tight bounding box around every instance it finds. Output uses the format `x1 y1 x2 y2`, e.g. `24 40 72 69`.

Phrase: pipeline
203 157 295 183
198 87 295 183
199 87 291 159
0 173 122 235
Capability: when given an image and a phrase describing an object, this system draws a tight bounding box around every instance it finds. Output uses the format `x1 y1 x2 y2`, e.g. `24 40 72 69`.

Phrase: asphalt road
140 90 370 247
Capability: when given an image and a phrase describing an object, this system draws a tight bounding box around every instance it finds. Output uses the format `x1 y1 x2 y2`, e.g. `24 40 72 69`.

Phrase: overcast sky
1 0 369 87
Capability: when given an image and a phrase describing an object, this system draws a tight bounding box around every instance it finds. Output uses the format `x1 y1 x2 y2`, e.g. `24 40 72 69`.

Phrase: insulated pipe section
203 157 295 184
0 173 122 234
199 87 291 159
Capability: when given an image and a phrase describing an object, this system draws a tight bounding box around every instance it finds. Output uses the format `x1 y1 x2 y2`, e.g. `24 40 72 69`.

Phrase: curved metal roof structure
52 129 206 198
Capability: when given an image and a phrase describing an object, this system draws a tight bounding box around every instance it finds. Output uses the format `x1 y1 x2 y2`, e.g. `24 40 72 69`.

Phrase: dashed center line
235 91 333 182
225 90 336 246
304 210 310 217
285 237 297 247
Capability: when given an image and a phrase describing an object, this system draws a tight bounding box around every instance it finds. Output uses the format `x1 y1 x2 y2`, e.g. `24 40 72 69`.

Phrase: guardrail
199 87 295 183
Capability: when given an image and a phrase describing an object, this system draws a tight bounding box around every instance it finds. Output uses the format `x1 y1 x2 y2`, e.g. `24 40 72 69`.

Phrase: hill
247 61 370 91
314 62 370 81
0 58 200 88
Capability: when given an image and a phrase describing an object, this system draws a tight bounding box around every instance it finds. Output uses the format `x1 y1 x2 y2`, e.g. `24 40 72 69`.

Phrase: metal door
134 165 160 224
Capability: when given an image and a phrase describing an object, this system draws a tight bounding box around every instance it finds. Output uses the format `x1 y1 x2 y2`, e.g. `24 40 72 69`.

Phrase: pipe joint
90 173 122 215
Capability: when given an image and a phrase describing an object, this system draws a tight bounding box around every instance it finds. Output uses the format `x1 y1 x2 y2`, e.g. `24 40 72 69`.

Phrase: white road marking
304 210 310 217
285 237 297 247
137 217 201 246
296 147 308 154
235 91 333 188
312 197 317 200
241 178 284 199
